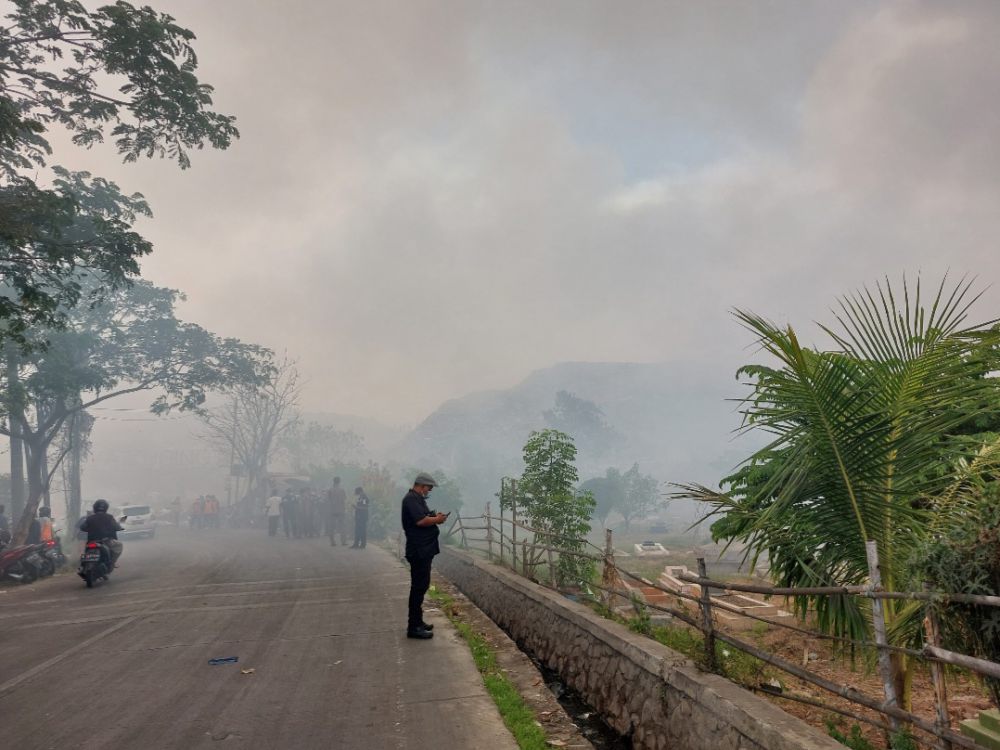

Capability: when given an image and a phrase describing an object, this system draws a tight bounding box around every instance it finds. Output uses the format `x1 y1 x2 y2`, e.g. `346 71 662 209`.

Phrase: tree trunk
67 412 83 527
12 437 46 545
9 419 25 520
40 448 50 510
6 348 25 519
890 652 913 712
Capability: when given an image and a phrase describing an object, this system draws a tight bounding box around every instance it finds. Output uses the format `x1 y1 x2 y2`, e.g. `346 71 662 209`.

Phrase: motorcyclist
78 500 124 568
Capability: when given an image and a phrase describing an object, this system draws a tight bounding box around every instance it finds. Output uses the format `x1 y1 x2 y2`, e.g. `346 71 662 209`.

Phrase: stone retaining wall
437 548 842 750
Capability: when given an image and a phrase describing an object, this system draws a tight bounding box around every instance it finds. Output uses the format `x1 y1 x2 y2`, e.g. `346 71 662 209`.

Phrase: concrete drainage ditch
437 547 843 750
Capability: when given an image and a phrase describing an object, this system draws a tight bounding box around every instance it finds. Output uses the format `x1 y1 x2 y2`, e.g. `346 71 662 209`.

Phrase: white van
117 504 156 539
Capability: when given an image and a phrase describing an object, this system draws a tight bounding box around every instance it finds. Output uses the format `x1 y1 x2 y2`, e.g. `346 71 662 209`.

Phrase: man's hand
415 512 448 528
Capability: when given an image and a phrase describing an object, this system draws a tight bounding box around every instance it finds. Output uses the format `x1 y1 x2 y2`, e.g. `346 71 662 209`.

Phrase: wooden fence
442 504 1000 750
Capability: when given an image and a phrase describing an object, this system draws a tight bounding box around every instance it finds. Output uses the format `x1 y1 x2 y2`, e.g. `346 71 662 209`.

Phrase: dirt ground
746 619 993 749
616 551 994 750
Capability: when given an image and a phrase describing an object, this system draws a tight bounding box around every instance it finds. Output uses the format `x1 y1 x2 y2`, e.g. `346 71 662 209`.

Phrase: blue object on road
208 656 239 665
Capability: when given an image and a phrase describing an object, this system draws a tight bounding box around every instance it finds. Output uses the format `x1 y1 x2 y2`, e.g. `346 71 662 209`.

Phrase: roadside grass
428 588 549 750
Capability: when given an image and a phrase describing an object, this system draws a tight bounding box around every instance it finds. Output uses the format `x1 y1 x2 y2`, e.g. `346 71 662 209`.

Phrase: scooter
78 539 114 588
78 515 126 588
0 535 46 584
40 535 67 573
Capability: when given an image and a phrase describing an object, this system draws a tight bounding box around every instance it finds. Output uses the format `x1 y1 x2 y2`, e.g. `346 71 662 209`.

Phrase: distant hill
393 361 756 520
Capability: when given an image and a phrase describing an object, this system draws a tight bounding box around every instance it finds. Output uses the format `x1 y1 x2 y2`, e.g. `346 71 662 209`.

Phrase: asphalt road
0 526 518 750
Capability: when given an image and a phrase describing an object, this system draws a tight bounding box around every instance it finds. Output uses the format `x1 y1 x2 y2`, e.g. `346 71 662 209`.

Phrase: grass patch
428 588 549 750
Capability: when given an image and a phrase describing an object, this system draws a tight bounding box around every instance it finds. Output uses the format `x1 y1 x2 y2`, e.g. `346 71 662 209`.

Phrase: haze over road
0 528 517 750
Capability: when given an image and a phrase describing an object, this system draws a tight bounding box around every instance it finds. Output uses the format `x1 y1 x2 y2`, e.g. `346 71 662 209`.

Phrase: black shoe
419 622 434 631
406 627 433 639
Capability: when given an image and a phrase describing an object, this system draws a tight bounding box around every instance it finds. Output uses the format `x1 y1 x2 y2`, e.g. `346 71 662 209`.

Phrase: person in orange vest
38 506 55 542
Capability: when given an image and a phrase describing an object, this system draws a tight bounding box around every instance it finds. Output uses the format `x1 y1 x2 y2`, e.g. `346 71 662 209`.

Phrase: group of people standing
263 477 369 548
189 495 222 529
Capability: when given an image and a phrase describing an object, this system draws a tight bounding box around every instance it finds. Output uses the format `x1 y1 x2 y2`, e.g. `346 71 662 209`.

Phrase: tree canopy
4 278 268 542
0 0 237 342
674 275 1000 707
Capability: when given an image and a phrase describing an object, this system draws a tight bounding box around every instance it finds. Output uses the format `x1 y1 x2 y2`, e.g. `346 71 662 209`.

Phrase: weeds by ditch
428 587 550 750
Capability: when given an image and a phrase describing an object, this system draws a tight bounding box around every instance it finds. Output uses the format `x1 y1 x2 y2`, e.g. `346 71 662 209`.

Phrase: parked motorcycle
0 536 46 584
78 539 114 588
40 535 67 573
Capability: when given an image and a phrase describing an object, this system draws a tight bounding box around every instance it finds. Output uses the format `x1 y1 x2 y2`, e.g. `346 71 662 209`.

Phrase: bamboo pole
547 546 556 588
601 528 615 608
582 583 976 749
498 488 505 567
866 541 900 734
676 572 1000 607
697 557 717 672
485 502 493 561
510 479 517 574
923 645 1000 680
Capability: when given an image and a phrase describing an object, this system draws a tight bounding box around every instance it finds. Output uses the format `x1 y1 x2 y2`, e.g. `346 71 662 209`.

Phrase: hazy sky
58 0 1000 423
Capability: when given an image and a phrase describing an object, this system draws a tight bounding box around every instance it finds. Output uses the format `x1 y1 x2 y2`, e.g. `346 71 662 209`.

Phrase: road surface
0 526 518 750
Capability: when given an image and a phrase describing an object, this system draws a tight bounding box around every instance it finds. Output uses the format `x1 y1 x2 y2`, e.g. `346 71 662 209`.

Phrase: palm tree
675 275 1000 707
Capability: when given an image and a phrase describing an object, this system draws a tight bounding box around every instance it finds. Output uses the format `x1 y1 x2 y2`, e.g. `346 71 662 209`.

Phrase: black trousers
267 516 279 536
354 513 368 548
406 555 433 631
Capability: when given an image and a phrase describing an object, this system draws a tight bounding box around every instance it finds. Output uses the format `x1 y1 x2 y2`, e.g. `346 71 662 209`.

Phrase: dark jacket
81 512 122 542
401 490 439 560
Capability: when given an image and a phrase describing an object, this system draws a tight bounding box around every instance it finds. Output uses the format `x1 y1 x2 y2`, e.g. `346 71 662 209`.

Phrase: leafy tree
359 462 404 540
199 357 300 505
618 463 661 530
281 421 365 476
581 464 660 529
2 279 267 543
910 439 1000 709
0 168 152 346
544 390 619 462
511 428 595 585
674 275 1000 708
0 0 237 340
580 468 624 528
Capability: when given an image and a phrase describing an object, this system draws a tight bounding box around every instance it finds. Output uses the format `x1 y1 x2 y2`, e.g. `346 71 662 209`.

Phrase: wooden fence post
485 501 494 561
522 540 529 577
866 541 901 733
601 528 615 608
457 512 468 549
511 479 518 574
498 486 506 568
697 557 717 672
924 583 953 750
548 546 556 588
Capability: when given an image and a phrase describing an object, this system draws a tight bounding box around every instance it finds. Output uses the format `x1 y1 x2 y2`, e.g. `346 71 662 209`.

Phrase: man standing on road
326 477 347 546
351 486 369 549
401 473 448 640
264 492 282 537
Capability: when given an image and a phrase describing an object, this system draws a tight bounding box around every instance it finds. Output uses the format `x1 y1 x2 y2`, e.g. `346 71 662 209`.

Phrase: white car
117 504 156 539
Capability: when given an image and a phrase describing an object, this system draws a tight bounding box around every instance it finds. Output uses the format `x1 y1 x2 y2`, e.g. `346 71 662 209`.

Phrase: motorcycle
40 535 67 574
0 536 46 584
78 539 114 588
